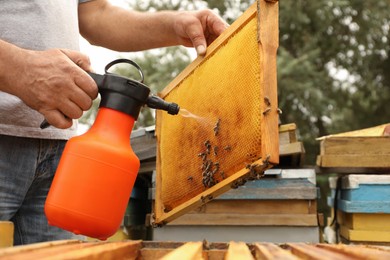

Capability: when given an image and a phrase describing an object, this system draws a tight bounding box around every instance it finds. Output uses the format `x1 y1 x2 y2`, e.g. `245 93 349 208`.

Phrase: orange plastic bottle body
45 108 140 240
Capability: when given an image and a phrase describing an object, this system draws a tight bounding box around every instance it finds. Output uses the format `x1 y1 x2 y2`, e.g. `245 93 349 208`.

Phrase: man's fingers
184 20 208 56
61 49 98 100
74 72 98 100
60 49 92 72
43 110 73 129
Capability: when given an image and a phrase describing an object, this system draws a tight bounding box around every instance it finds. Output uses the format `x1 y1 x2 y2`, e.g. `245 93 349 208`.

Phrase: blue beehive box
328 175 390 213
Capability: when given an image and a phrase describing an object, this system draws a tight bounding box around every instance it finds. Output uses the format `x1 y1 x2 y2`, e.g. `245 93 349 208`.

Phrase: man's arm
78 0 228 55
0 40 98 129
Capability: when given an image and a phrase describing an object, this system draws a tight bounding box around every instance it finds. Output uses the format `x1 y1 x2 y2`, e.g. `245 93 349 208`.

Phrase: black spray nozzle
146 95 180 115
88 59 180 117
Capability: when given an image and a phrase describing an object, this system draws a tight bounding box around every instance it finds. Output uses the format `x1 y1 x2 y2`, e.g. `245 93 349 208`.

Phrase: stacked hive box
318 123 390 244
149 123 321 243
327 175 390 244
152 169 319 243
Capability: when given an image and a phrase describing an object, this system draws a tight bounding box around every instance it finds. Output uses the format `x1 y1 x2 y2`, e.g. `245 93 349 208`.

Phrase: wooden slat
286 243 356 260
168 213 318 226
45 241 141 260
225 242 254 260
320 137 390 155
317 123 389 140
0 240 80 257
0 241 142 260
340 225 390 242
258 0 280 165
279 142 305 156
278 123 297 133
317 155 390 168
193 199 317 215
160 242 203 260
316 244 390 259
0 241 95 260
340 211 390 231
254 243 299 260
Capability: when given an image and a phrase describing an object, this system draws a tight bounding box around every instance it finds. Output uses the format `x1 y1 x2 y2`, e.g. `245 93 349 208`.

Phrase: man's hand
173 10 229 56
6 46 98 129
79 1 228 55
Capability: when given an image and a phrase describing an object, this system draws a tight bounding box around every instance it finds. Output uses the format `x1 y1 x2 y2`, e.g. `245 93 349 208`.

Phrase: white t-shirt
0 0 91 139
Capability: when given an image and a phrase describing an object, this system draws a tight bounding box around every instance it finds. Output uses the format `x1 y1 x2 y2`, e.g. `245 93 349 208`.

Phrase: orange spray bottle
44 59 179 240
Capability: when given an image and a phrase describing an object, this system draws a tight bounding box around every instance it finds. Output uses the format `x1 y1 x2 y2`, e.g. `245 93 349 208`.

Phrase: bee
213 118 221 136
204 140 212 154
220 171 225 179
223 145 232 151
213 146 219 156
264 96 271 107
214 162 220 171
263 107 271 115
198 152 206 158
187 176 193 181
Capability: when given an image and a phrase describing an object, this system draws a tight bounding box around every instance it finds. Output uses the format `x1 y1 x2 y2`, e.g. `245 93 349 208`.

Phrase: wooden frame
2 240 390 259
154 0 279 226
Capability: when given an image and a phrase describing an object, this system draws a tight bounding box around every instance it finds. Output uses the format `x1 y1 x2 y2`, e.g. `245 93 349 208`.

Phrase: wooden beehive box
317 123 390 172
154 0 279 225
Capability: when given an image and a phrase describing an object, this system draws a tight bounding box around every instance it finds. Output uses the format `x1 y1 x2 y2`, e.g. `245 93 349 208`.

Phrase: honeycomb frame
154 0 279 225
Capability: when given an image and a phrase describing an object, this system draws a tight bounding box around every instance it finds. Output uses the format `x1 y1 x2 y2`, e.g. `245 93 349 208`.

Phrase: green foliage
278 0 390 162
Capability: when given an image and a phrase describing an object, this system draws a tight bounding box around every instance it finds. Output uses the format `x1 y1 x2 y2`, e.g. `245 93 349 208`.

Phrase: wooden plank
341 185 390 202
258 0 280 165
279 142 304 156
286 243 355 260
340 212 390 231
168 213 318 226
0 240 80 257
317 243 390 259
254 243 299 260
42 241 142 260
317 123 389 139
340 225 390 242
341 174 390 188
225 242 253 260
0 221 13 248
192 199 317 215
338 199 390 213
160 242 203 260
320 137 390 155
317 154 390 168
0 241 142 260
0 241 95 260
278 123 297 133
218 179 317 200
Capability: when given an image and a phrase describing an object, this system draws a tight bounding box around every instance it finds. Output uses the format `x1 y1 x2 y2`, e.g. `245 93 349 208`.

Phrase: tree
277 0 390 162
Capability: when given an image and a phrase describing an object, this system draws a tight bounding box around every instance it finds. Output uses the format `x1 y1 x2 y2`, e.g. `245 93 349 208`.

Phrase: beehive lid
154 0 279 225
